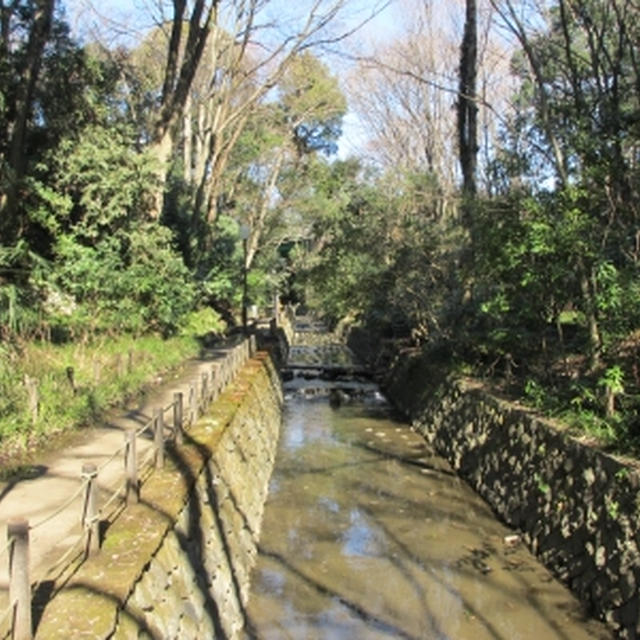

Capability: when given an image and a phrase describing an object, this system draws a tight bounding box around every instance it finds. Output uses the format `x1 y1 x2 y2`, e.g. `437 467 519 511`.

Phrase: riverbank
32 348 282 639
372 342 640 640
246 332 611 640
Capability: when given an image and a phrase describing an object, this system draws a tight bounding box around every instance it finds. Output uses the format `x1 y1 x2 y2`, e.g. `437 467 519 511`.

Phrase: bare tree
113 0 385 221
344 0 512 210
145 0 219 218
183 0 385 227
487 0 569 185
241 52 347 269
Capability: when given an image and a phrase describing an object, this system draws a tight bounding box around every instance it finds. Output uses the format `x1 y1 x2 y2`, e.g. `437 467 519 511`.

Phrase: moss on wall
384 356 640 640
35 349 282 640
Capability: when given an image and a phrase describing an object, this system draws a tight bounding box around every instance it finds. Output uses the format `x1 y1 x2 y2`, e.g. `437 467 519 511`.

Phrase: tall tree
146 0 219 218
345 1 511 206
240 52 347 270
491 0 640 369
0 0 55 237
458 0 478 198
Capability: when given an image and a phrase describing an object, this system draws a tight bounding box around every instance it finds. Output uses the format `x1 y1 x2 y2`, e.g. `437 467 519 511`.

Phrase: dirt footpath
0 339 249 619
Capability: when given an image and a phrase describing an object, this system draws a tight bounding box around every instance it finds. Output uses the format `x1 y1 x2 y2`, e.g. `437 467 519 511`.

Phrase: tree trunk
149 128 175 219
0 0 54 237
246 149 286 269
458 0 478 200
148 0 217 219
578 259 602 371
183 93 193 183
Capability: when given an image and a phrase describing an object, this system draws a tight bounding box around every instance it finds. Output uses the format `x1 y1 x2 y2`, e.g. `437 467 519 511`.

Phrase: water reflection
244 341 611 640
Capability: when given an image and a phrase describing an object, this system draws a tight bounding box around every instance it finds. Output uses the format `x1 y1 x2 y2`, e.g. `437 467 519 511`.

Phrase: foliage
297 164 454 340
280 52 347 156
178 308 226 338
37 125 159 240
3 0 640 459
49 224 195 338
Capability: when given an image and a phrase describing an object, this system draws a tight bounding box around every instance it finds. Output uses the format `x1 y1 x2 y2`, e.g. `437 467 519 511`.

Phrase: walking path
0 336 253 629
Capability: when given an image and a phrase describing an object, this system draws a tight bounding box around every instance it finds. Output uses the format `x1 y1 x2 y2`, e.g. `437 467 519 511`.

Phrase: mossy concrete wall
385 362 640 639
35 351 282 639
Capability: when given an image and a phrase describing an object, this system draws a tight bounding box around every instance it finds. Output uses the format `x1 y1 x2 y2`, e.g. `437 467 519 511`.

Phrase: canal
243 336 611 639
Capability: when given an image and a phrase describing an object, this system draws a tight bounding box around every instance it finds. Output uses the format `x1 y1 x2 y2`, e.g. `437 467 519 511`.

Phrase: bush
50 223 195 338
179 308 226 338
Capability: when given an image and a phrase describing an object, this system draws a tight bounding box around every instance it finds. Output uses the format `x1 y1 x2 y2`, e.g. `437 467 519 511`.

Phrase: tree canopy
2 0 640 449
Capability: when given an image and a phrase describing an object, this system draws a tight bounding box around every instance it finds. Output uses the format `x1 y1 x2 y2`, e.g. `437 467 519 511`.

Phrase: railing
0 335 257 640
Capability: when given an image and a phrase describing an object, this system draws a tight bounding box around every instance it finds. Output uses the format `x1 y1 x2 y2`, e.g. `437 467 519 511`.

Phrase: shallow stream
244 336 611 639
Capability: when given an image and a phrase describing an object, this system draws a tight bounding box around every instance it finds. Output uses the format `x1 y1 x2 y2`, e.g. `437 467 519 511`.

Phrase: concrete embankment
380 350 640 640
35 351 282 639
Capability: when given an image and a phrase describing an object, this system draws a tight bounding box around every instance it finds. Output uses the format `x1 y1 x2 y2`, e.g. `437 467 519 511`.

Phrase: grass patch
0 334 200 466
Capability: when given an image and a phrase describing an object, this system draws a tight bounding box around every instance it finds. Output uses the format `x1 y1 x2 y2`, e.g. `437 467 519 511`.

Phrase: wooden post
153 409 164 469
188 383 196 425
65 366 76 395
24 375 38 426
81 463 99 557
210 366 218 401
173 392 183 444
124 430 139 504
8 518 31 640
220 363 226 388
201 372 209 405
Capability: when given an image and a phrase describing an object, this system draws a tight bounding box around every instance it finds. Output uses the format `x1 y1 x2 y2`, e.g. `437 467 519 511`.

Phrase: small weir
244 324 611 639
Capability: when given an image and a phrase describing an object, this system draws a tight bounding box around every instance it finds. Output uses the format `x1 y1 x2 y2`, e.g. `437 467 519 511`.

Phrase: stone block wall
387 373 640 639
36 351 282 639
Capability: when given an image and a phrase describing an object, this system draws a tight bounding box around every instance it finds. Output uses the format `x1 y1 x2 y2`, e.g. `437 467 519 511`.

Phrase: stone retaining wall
35 351 282 639
385 367 640 639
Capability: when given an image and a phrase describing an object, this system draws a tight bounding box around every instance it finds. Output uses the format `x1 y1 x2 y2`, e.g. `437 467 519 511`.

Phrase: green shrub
179 308 226 338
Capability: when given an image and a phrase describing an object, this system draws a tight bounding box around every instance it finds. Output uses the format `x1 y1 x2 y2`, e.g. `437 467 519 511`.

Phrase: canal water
243 335 611 639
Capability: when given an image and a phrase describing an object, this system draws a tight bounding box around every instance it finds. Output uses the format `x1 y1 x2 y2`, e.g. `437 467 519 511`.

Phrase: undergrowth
0 334 200 469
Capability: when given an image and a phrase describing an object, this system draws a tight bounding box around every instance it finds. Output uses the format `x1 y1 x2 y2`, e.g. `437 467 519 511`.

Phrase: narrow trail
0 338 246 616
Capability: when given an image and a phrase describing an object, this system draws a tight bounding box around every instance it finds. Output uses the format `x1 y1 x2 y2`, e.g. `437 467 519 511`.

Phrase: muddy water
244 342 611 640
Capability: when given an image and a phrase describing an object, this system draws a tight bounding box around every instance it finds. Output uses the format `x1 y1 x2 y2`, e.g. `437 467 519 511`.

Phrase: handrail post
81 463 99 557
188 383 196 425
124 429 139 504
153 408 164 469
221 362 227 388
8 518 31 640
211 365 219 401
173 392 183 445
201 372 209 406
